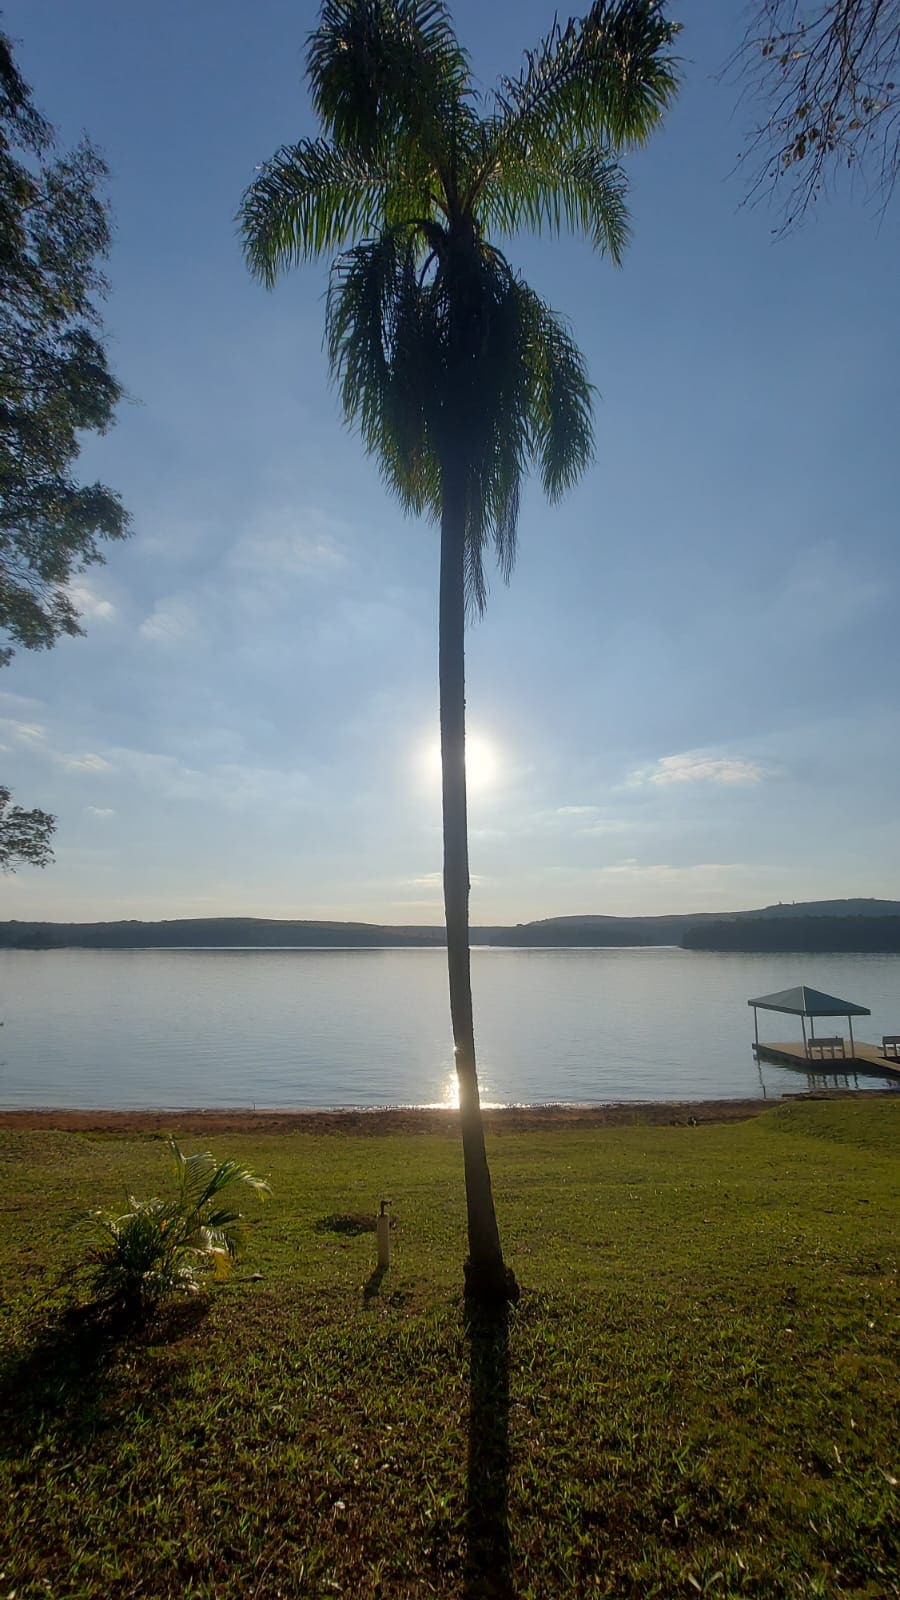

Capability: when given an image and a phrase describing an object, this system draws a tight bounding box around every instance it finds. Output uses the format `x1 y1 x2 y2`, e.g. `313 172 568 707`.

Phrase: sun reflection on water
423 1065 505 1110
421 1068 460 1110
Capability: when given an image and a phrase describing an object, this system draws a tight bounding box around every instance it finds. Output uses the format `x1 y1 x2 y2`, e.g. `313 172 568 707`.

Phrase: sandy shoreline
0 1091 891 1136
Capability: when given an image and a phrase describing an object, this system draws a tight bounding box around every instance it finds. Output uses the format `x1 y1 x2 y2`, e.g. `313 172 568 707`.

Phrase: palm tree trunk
439 476 517 1303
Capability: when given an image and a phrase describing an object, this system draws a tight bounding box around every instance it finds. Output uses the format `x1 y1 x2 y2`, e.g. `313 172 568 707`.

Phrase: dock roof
747 984 870 1017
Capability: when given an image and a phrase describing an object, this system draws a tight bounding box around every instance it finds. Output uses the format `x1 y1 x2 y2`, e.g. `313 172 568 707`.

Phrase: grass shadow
0 1298 207 1457
465 1299 514 1598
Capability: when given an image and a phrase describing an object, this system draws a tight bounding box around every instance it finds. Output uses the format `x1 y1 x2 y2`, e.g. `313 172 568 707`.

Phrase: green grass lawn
1 1099 897 1598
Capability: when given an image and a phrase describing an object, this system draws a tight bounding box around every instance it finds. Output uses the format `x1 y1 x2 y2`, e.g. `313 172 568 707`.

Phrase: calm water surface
1 946 899 1108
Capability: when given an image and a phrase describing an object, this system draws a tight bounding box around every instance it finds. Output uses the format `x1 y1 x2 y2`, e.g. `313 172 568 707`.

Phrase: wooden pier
754 1041 900 1082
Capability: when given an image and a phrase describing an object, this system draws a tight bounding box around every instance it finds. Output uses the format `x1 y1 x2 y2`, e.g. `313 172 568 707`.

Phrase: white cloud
635 752 766 788
103 745 310 814
409 870 484 889
135 509 347 651
533 858 787 915
0 720 114 775
0 706 310 815
229 515 347 579
139 597 202 645
513 805 631 837
578 820 633 836
597 859 742 882
0 690 45 713
1 718 47 745
86 806 115 819
68 580 116 623
55 753 114 774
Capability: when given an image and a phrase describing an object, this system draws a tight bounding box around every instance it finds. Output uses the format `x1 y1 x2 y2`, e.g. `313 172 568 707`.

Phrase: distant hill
0 917 445 950
683 915 900 953
485 900 900 949
735 899 900 920
522 898 900 928
2 899 899 951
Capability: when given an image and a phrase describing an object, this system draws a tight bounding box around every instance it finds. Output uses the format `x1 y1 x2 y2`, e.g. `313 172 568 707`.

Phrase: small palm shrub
76 1139 271 1322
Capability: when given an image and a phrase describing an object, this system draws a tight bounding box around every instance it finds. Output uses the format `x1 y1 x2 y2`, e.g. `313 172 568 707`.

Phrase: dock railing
807 1035 846 1060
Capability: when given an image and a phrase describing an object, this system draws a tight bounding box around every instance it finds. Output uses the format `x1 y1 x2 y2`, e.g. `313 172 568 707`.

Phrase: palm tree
77 1140 272 1322
241 0 677 1302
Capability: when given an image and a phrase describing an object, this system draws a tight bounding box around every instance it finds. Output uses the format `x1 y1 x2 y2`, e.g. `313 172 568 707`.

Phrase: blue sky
1 0 898 924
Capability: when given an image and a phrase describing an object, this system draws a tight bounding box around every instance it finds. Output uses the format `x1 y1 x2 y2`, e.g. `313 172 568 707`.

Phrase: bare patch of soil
0 1097 773 1135
1 1090 892 1137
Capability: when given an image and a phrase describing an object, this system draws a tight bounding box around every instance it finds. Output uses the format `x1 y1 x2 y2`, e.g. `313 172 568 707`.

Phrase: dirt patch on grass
0 1095 830 1136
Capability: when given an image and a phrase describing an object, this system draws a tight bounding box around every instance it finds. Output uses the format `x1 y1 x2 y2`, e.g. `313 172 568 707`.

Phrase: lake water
1 946 898 1109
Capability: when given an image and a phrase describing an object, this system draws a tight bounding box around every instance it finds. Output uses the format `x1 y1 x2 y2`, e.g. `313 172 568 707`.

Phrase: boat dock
748 983 900 1085
754 1040 900 1082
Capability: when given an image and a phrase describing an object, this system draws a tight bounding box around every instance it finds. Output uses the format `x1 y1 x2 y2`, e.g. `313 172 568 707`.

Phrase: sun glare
438 1069 460 1110
427 1066 503 1111
421 731 501 794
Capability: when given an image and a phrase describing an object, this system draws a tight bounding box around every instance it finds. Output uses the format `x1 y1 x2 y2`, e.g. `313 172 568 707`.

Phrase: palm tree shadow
0 1299 205 1457
465 1300 514 1599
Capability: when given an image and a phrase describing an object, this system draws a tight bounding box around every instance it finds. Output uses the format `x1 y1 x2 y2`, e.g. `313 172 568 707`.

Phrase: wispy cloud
86 806 116 819
0 690 46 714
139 597 203 645
527 858 787 916
135 506 349 652
68 580 116 623
600 858 736 879
105 746 311 813
228 512 347 580
409 870 484 890
1 718 47 745
0 711 309 816
552 805 631 836
634 752 766 788
0 718 115 775
55 752 114 774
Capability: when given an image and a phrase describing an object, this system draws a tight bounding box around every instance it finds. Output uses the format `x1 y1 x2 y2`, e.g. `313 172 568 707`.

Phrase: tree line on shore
4 909 900 952
683 916 900 953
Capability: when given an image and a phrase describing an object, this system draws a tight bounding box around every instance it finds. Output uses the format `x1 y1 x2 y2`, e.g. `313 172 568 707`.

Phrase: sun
421 731 501 794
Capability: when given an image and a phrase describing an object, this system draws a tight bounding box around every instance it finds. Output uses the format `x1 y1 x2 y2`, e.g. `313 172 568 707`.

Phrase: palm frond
169 1140 272 1219
478 145 630 262
307 0 472 179
189 1223 241 1262
519 284 595 501
488 1 679 170
241 139 405 285
455 270 594 611
326 225 442 515
326 225 595 611
450 255 529 613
